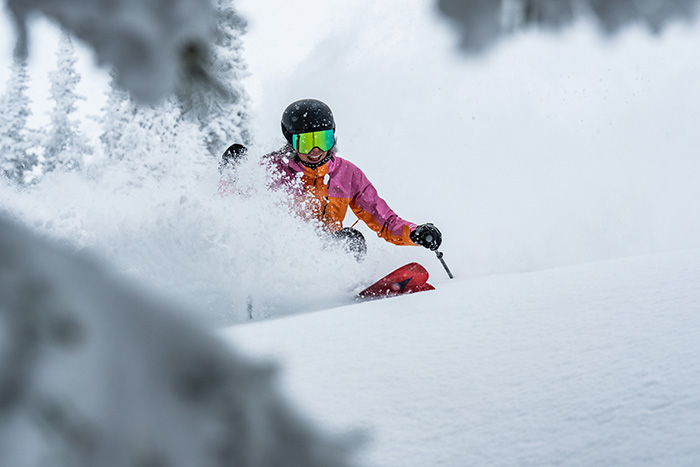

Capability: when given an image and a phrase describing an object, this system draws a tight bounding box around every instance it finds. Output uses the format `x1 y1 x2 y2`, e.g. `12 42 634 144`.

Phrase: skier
260 98 442 260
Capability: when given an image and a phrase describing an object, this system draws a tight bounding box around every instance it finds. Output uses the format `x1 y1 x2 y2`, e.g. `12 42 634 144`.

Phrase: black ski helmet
281 99 335 144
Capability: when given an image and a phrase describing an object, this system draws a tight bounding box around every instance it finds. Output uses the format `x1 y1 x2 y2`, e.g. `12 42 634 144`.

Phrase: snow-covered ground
224 248 700 466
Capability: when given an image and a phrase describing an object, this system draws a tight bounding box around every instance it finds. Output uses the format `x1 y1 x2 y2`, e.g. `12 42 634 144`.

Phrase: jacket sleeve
350 167 417 246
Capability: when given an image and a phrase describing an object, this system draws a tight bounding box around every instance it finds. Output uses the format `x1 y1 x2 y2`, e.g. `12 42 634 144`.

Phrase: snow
224 249 700 466
2 0 700 466
1 161 368 325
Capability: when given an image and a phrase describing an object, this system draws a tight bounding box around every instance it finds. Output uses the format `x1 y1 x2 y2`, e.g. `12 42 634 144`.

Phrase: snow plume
0 216 358 467
1 148 366 326
5 0 214 102
435 0 700 53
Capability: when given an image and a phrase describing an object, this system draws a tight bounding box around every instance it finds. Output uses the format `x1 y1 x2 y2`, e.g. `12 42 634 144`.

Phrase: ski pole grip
435 250 454 279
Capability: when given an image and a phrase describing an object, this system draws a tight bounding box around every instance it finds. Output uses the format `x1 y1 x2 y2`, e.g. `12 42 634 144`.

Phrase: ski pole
435 250 454 279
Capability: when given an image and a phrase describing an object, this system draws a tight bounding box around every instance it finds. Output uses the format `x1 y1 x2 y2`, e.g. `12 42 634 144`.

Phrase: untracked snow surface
223 249 700 467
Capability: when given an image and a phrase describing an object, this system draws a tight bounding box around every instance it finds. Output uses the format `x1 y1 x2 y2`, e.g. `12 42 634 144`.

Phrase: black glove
332 227 367 261
410 223 442 251
219 143 247 173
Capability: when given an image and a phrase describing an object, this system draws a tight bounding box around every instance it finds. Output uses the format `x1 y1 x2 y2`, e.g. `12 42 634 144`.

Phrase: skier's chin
300 151 326 164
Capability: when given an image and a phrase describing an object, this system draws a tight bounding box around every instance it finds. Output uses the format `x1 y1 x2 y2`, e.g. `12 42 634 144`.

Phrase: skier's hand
331 227 367 261
410 223 442 251
219 143 247 173
223 143 247 162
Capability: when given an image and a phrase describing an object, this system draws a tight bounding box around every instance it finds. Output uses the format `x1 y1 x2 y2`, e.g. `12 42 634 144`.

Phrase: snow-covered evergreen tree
43 33 91 174
98 73 132 160
129 97 208 183
98 80 207 188
177 0 251 158
0 59 35 185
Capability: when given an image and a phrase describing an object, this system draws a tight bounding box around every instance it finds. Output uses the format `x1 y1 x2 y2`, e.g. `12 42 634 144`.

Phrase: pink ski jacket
264 146 417 246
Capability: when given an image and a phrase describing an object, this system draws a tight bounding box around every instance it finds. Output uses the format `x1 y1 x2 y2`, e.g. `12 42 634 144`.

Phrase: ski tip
357 262 434 300
412 282 435 292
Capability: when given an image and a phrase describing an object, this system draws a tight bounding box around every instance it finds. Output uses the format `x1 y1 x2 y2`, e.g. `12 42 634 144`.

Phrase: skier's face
297 147 328 165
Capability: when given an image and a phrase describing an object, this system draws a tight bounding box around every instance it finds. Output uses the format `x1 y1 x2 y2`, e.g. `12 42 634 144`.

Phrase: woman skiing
259 98 442 260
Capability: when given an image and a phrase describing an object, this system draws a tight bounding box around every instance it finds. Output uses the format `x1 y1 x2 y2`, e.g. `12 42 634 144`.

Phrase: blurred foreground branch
0 216 357 467
436 0 700 53
5 0 214 102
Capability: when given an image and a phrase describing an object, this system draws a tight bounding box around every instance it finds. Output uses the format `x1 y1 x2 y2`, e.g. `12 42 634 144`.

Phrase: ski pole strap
435 250 454 279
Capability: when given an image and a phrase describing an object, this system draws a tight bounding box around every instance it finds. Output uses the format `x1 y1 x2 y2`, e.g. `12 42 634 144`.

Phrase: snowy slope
223 249 700 467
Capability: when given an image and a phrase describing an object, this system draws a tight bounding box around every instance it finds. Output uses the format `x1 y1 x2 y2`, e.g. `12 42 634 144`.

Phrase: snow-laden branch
436 0 700 53
5 0 214 102
0 217 355 467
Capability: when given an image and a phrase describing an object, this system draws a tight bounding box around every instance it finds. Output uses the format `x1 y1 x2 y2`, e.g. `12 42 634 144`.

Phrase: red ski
358 262 435 299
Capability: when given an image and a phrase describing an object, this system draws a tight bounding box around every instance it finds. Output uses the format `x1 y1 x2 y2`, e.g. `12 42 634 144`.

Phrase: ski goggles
292 129 335 154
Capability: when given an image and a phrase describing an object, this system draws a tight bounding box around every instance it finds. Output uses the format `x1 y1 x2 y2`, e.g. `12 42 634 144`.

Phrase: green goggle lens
292 130 335 154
